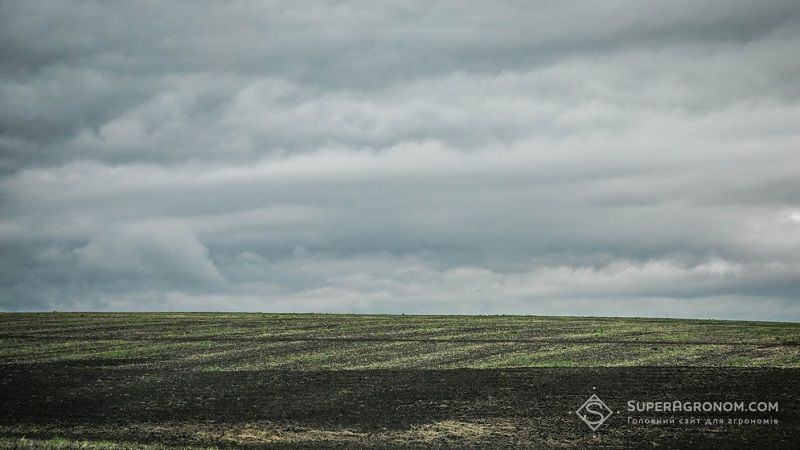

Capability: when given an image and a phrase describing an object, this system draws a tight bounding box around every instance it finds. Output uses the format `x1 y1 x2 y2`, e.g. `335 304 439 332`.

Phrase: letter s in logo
579 400 606 426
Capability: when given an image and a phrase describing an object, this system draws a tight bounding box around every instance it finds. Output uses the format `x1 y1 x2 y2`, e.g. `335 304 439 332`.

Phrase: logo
576 394 613 431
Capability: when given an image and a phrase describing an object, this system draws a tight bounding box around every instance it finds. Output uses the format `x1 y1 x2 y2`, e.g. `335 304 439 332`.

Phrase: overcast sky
1 1 800 320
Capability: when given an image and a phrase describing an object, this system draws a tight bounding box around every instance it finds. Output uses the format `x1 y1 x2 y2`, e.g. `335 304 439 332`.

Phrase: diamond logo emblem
575 393 613 431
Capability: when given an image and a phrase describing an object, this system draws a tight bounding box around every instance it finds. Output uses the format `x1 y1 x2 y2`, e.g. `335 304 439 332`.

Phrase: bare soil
1 361 797 448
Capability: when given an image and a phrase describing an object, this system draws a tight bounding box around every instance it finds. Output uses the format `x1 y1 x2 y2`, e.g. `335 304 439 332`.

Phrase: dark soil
1 361 798 448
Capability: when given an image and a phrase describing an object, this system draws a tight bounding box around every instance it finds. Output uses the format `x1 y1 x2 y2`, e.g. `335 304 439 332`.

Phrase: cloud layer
2 0 800 319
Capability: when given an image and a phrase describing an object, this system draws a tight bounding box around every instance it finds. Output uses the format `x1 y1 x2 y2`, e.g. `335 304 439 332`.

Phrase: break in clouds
1 0 800 320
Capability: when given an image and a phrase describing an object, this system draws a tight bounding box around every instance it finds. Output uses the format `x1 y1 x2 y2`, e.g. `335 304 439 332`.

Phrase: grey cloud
1 1 799 319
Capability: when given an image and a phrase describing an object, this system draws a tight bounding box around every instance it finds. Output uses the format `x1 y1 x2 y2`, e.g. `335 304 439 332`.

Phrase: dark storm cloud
1 1 800 319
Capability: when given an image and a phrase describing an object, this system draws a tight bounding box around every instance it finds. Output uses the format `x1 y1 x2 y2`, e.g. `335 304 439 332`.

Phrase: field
1 313 799 448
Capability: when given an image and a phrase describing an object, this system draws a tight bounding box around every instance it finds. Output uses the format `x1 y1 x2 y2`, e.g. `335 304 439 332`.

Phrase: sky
1 1 800 320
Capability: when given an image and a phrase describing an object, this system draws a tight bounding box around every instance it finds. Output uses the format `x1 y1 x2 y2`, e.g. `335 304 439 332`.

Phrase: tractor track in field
0 333 797 347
